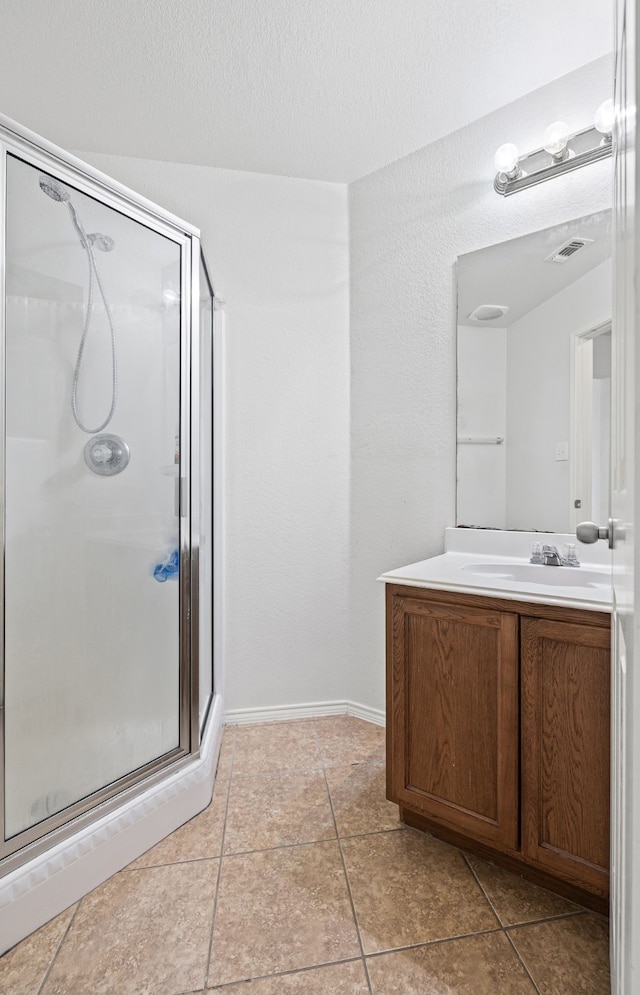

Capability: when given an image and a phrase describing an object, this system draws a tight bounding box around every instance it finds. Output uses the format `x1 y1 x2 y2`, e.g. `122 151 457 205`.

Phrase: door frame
569 319 612 531
611 0 639 989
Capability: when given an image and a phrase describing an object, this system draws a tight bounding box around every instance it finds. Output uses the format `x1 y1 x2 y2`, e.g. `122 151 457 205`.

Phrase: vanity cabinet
386 584 611 907
388 596 519 847
520 617 610 897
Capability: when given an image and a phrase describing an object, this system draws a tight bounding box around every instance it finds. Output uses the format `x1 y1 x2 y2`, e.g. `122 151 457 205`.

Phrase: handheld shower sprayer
39 173 117 433
38 176 71 203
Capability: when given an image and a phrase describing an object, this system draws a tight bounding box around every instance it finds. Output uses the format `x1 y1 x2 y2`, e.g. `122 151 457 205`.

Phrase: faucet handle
530 542 544 564
564 543 580 567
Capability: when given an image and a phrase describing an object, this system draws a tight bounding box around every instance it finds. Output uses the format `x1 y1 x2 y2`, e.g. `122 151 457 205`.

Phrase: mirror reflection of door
570 322 611 531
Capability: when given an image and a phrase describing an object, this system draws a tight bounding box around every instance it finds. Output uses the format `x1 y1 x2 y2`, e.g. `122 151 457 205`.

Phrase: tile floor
0 716 611 994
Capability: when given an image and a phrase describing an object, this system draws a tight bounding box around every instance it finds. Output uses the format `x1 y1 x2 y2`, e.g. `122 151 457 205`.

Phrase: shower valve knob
84 435 130 476
93 445 113 463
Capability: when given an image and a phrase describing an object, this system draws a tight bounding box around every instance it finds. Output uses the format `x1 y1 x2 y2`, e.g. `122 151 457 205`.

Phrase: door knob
576 520 614 549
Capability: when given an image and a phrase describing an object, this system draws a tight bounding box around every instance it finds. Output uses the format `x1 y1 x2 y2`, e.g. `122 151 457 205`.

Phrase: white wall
79 153 351 713
505 258 611 532
348 55 612 712
78 57 612 718
456 324 507 528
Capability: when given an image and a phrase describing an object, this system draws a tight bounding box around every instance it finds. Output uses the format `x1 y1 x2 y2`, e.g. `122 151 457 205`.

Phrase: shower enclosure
0 113 217 890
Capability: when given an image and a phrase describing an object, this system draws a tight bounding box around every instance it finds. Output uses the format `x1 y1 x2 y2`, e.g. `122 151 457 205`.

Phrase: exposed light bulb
494 143 520 176
594 99 614 138
543 121 570 159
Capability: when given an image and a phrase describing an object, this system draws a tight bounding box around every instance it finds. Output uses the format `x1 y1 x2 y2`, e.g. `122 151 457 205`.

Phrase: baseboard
224 699 385 727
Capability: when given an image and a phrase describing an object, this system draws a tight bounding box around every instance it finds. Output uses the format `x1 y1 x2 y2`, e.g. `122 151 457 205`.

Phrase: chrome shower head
39 175 70 203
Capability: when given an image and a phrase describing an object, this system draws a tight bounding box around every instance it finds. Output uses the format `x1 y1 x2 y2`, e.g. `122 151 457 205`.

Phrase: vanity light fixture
594 98 615 140
494 100 613 196
542 121 571 161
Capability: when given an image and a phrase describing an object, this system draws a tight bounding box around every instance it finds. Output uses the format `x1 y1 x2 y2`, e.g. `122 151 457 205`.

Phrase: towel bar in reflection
457 436 504 445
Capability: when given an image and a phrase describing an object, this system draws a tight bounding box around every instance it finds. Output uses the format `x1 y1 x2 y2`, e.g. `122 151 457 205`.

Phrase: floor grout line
312 720 375 995
117 823 408 874
363 924 506 960
203 726 236 991
124 853 224 872
504 929 543 994
462 852 542 994
505 909 590 930
221 760 384 781
460 852 594 930
323 764 387 774
227 757 386 779
206 955 365 990
312 716 330 768
36 899 81 994
460 852 502 927
225 766 338 784
219 825 404 857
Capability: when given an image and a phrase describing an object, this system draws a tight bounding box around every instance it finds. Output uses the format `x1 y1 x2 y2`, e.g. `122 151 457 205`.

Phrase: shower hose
65 199 117 434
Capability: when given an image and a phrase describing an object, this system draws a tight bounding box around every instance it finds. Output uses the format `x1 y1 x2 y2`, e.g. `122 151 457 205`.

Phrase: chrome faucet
530 542 580 567
542 544 563 566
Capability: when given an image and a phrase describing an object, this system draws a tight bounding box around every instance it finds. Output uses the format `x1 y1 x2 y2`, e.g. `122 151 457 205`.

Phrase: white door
611 0 639 990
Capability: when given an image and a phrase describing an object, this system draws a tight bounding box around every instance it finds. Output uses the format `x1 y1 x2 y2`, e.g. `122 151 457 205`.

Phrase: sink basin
459 562 611 589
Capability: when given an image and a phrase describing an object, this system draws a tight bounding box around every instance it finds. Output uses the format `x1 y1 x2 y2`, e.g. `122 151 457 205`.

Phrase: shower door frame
0 116 205 871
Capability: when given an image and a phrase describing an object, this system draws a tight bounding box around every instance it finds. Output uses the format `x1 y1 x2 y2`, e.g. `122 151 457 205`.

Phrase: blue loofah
153 548 180 582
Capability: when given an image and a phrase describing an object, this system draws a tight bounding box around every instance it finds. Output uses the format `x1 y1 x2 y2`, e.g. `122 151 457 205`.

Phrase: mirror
456 210 612 533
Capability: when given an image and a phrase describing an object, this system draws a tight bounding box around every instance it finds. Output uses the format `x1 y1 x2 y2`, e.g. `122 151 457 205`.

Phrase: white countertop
378 528 612 612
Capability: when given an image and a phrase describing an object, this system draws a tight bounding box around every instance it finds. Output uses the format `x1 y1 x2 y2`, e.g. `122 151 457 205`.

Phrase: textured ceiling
0 0 612 182
458 210 612 328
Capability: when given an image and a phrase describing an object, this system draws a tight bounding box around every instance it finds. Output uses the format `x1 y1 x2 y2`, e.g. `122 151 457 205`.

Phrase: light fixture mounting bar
494 125 612 197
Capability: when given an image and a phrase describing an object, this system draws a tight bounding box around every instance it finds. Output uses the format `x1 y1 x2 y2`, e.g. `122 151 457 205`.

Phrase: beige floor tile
508 913 611 994
314 716 385 766
0 904 77 995
224 770 335 854
232 721 321 775
214 960 369 993
367 931 537 994
41 860 218 995
216 726 237 779
208 841 360 987
342 829 498 953
326 763 400 837
466 855 582 927
130 778 228 869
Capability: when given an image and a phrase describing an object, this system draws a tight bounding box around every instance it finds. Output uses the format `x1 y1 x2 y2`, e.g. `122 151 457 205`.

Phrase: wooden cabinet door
388 592 519 848
521 618 610 897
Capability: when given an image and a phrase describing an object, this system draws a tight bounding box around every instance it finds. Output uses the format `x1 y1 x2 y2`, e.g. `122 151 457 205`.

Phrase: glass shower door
2 153 190 845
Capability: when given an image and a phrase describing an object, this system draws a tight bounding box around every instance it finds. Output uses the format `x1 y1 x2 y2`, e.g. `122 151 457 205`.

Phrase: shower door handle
173 477 188 517
179 478 189 518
